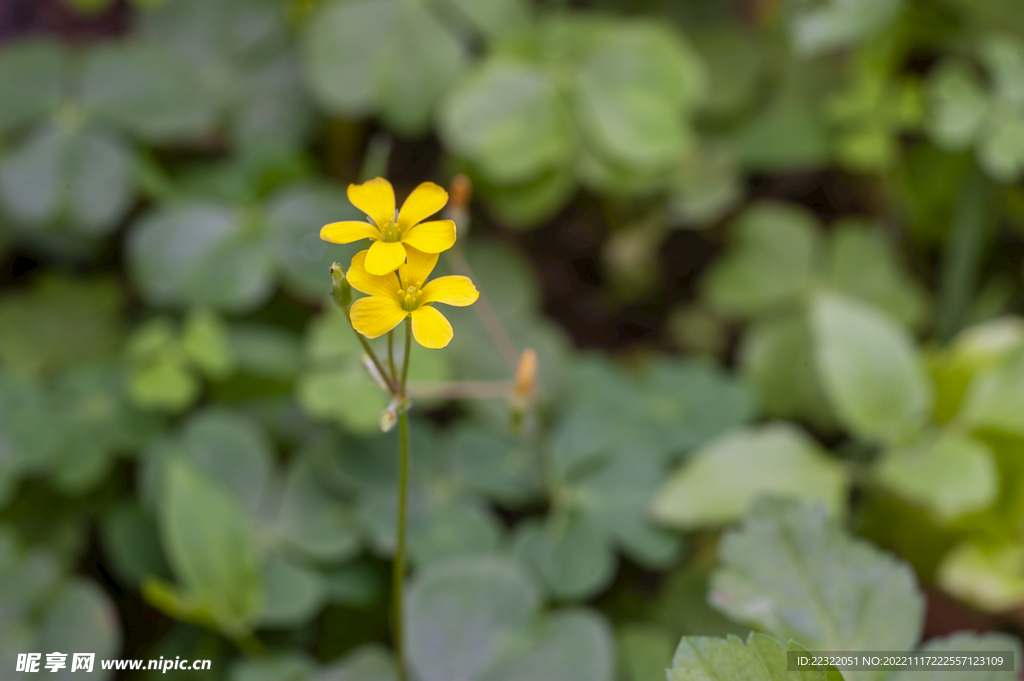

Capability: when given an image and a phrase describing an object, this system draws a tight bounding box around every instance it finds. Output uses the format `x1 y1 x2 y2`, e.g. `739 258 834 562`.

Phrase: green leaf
890 632 1021 681
652 424 848 529
651 566 750 641
440 60 575 184
711 499 923 654
0 275 124 378
297 364 389 433
572 451 683 569
178 409 274 515
80 40 213 141
128 203 276 311
406 556 540 681
158 458 263 636
0 39 65 135
258 555 327 628
877 432 998 522
925 60 989 151
408 502 503 567
0 123 134 234
479 609 614 681
37 580 121 681
961 347 1024 436
618 623 674 681
99 500 172 587
265 183 358 300
433 0 531 39
824 220 929 330
739 314 836 430
936 540 1024 612
323 562 382 608
811 293 933 443
274 450 361 563
321 644 397 681
230 653 316 681
668 632 844 681
182 308 236 379
302 0 466 134
129 359 200 412
572 21 704 170
702 202 819 317
788 0 906 55
228 323 303 381
447 426 542 506
512 510 616 601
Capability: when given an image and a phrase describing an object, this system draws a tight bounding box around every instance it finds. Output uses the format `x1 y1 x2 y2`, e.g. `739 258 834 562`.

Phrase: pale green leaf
877 432 998 522
710 499 923 654
669 633 843 681
811 293 933 443
652 424 848 529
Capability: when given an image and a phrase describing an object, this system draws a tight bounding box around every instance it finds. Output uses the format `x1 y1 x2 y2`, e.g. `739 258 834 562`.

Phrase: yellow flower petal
411 305 453 349
403 220 456 253
365 240 408 275
320 220 380 244
348 177 396 228
420 275 479 307
348 250 401 298
350 296 408 339
397 181 448 231
398 246 438 289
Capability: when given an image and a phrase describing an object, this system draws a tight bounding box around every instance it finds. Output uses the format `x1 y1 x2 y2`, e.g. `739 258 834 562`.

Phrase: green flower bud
330 262 352 309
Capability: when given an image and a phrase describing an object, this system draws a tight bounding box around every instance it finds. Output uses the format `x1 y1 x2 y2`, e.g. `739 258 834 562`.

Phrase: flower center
400 285 421 311
380 216 401 243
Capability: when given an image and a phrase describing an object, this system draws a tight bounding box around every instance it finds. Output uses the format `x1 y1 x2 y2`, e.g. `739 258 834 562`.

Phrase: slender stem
406 380 513 400
445 248 519 371
393 409 410 681
388 329 397 387
350 323 394 393
401 317 412 395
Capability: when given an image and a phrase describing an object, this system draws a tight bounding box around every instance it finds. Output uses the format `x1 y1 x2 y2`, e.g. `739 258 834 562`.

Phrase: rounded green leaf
937 540 1024 613
711 499 924 653
440 60 575 184
302 0 466 134
80 40 214 141
275 452 361 563
669 633 843 681
258 555 327 628
158 458 263 635
572 21 704 169
811 293 933 443
652 424 849 529
127 203 276 311
37 580 121 681
702 202 819 317
512 511 616 601
0 39 65 135
877 432 998 522
481 609 614 681
406 556 540 681
890 632 1023 681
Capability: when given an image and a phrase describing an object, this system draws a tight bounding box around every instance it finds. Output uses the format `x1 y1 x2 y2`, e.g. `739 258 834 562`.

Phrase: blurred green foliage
4 0 1024 678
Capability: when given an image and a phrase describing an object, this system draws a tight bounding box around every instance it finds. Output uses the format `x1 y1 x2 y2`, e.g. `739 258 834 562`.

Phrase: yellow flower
347 246 478 349
320 177 457 276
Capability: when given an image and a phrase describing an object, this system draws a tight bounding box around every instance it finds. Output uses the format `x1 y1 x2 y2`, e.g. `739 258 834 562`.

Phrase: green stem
391 318 414 681
389 329 398 388
393 408 410 681
937 167 995 342
350 322 394 393
401 317 412 395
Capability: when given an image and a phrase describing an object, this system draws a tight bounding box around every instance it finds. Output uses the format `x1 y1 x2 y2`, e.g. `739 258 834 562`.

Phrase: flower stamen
400 285 421 312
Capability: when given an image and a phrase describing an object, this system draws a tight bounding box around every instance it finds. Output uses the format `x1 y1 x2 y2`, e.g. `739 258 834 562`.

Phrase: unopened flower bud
330 263 351 309
510 348 538 412
445 174 472 237
380 402 397 432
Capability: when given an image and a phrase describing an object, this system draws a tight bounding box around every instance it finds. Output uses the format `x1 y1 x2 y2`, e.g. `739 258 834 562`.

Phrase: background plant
3 0 1024 680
